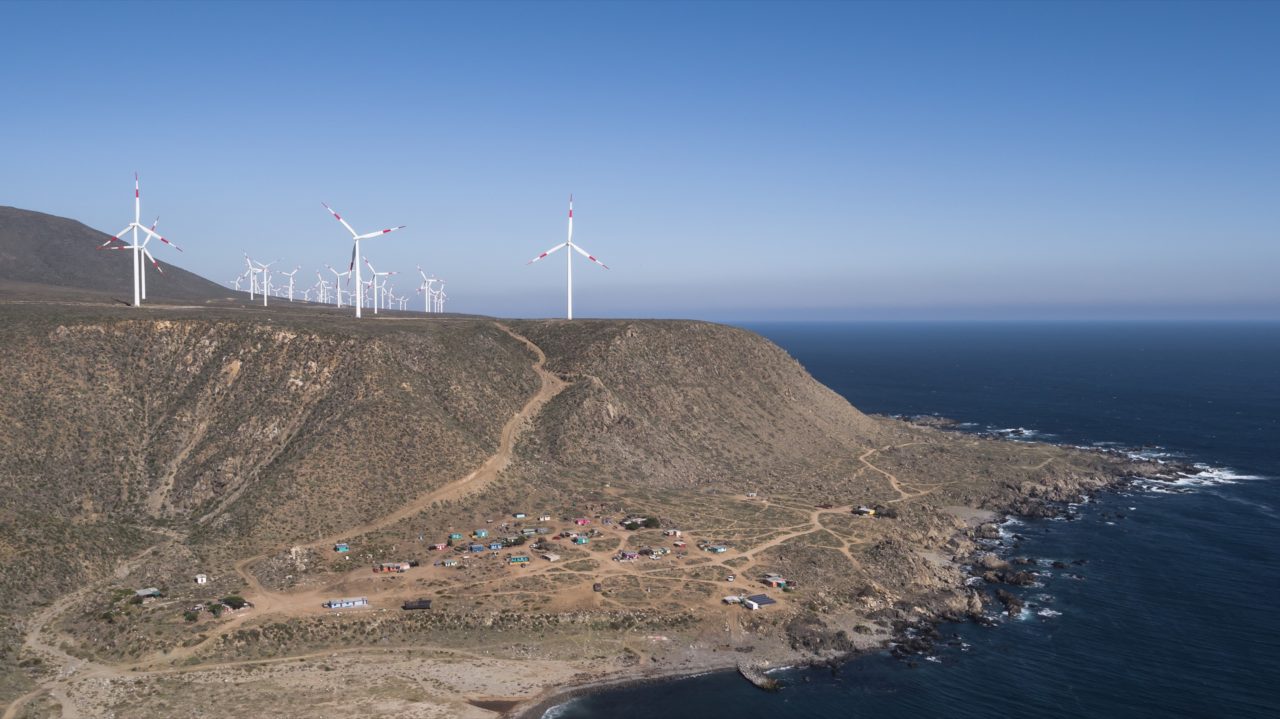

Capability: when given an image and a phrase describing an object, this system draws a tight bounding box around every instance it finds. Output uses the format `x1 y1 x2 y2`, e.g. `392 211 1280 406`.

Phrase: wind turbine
526 195 609 319
322 203 404 319
245 255 275 307
363 257 397 315
100 174 179 307
324 263 352 308
280 266 301 301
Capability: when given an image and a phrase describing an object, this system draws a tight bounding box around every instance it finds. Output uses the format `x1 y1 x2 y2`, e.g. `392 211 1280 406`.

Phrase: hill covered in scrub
0 205 231 303
0 301 1154 718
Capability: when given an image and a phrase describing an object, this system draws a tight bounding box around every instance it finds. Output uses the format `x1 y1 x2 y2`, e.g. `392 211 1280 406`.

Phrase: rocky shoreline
512 430 1195 719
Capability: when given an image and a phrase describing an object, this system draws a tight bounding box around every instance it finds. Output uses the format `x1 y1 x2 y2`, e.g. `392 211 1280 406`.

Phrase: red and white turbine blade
144 247 163 273
140 225 183 252
527 242 567 265
322 202 359 237
357 225 405 241
571 244 610 269
348 245 358 272
100 225 132 247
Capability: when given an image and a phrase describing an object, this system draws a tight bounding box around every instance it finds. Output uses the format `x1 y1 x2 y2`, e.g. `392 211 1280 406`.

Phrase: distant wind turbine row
99 175 610 319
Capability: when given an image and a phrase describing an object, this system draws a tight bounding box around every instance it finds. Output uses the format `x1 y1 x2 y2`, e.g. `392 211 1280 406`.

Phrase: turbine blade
357 225 405 241
139 226 183 252
101 226 132 247
349 244 357 272
527 242 567 265
322 202 360 237
144 247 164 273
571 244 610 269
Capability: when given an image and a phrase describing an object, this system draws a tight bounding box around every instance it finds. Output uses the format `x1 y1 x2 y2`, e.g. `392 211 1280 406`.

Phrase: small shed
474 529 489 538
509 555 530 564
448 533 464 540
573 536 590 545
323 597 368 609
723 595 742 604
539 514 552 522
744 594 777 611
489 542 504 551
402 598 433 611
430 543 448 551
469 543 486 553
334 543 350 553
708 545 728 554
513 512 527 519
854 506 876 516
135 587 161 598
574 518 591 526
194 574 208 585
542 553 561 562
443 559 459 567
663 529 682 537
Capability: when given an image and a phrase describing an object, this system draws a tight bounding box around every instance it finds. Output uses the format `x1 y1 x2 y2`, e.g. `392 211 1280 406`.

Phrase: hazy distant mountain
0 205 230 302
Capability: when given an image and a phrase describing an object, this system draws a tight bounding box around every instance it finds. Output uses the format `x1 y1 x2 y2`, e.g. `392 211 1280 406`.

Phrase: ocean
547 322 1280 718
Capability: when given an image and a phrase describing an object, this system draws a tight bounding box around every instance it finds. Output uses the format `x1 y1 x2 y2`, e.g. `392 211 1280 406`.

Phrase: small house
765 578 787 588
474 529 489 538
663 529 682 537
194 574 208 585
334 543 350 553
574 518 591 526
323 597 368 609
535 526 551 534
708 545 728 554
619 551 640 561
673 540 687 548
402 598 433 611
430 543 448 551
448 533 464 540
443 559 459 567
746 492 758 498
489 542 504 551
135 587 161 599
513 512 527 519
509 555 530 564
542 553 561 562
539 514 552 522
522 527 537 536
744 594 777 611
573 536 590 545
469 543 486 553
723 595 742 604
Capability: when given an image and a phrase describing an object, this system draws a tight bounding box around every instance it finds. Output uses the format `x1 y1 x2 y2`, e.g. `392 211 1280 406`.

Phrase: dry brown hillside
1 304 1151 718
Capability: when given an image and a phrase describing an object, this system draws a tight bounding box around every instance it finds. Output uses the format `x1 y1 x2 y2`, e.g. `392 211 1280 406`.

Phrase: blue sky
1 0 1276 320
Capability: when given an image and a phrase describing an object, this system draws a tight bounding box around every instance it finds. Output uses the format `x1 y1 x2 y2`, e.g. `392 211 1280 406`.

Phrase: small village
138 494 898 629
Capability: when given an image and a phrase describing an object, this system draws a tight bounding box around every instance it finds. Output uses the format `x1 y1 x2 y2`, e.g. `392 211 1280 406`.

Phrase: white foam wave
1037 608 1062 618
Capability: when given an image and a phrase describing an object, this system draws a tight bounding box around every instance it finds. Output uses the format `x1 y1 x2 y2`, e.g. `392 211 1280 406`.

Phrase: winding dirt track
2 322 565 718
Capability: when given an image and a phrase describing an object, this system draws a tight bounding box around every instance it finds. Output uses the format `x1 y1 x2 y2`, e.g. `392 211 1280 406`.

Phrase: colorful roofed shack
474 529 489 538
469 543 486 553
448 533 464 540
333 543 350 553
574 518 591 526
374 562 410 573
509 555 530 564
513 512 527 519
442 559 459 567
430 543 448 551
489 542 504 551
663 529 682 537
707 545 728 554
573 536 590 545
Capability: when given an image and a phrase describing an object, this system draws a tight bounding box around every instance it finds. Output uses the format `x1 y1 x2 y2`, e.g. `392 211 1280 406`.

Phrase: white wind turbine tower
363 257 397 315
324 263 352 308
322 203 404 319
526 195 609 319
416 265 439 313
245 256 275 306
100 174 180 307
280 266 301 301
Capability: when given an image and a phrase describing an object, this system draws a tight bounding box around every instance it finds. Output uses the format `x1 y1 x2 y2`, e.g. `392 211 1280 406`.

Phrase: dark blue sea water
549 322 1280 719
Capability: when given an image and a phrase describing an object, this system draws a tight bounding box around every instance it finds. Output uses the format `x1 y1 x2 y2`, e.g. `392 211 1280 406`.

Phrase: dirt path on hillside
149 322 567 664
3 323 566 717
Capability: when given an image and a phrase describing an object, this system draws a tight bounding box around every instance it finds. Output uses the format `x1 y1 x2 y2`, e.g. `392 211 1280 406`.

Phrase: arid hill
0 300 1152 718
0 206 231 303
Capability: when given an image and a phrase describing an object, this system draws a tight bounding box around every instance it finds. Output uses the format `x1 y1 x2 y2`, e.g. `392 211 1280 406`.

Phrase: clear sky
1 0 1276 320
